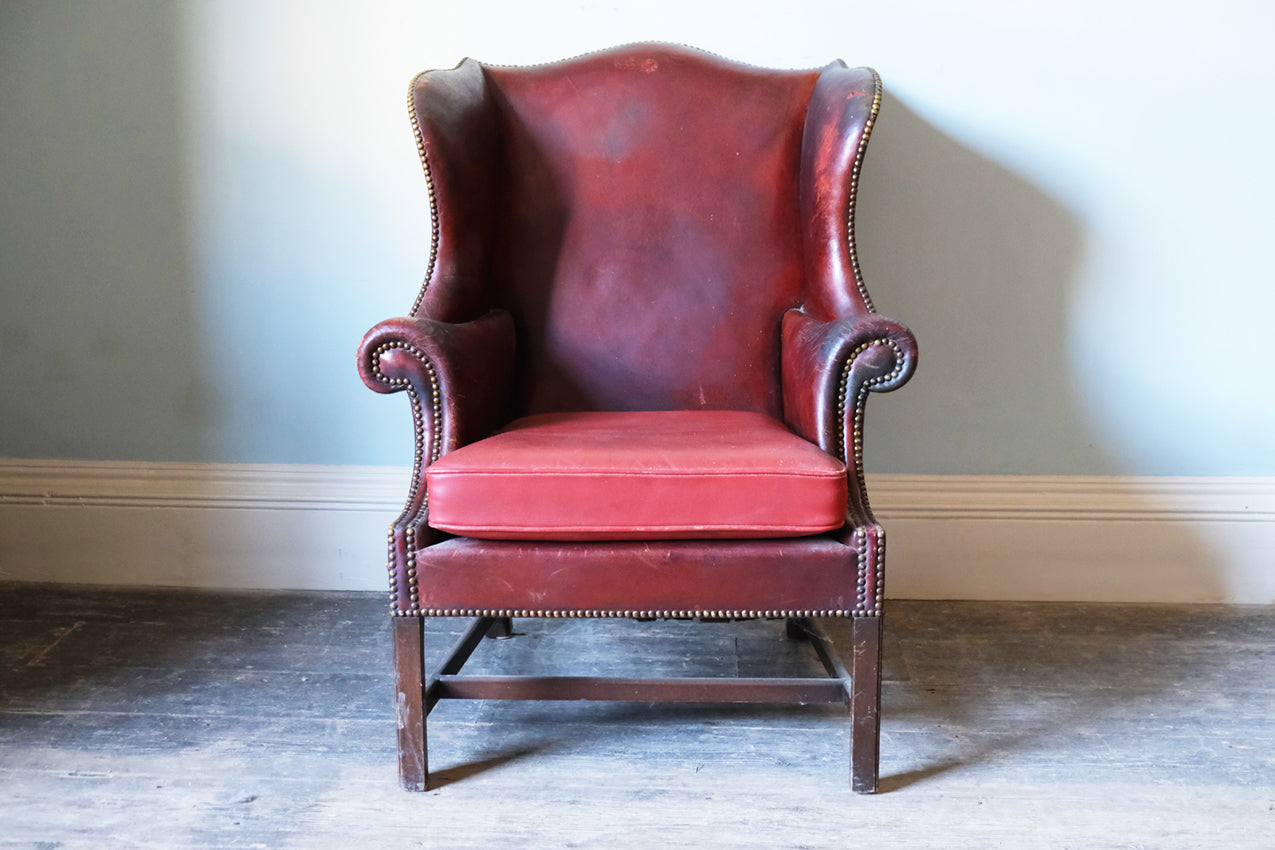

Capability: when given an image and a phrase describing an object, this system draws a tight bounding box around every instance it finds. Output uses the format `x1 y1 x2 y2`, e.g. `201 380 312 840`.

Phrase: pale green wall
2 0 1273 474
1 2 207 460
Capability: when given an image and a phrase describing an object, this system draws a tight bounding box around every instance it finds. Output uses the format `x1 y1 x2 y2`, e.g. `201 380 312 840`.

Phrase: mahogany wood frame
392 614 883 792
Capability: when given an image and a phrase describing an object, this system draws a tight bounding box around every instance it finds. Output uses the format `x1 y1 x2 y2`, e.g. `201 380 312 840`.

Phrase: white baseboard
0 460 408 593
1 460 1272 604
867 475 1275 604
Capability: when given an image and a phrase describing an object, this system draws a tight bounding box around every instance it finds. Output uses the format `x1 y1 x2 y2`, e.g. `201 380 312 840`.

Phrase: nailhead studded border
407 50 880 320
369 341 443 614
371 338 897 619
391 608 865 619
836 339 906 461
389 522 881 620
368 341 442 483
392 53 891 620
407 76 440 317
854 526 870 612
847 70 883 313
873 528 886 615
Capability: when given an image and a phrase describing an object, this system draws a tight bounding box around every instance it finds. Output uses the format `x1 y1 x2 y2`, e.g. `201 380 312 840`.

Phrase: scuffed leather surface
413 534 867 615
361 44 917 615
799 63 881 319
358 310 515 455
781 309 917 457
425 410 847 540
782 309 917 525
482 47 819 416
410 58 502 323
357 310 515 610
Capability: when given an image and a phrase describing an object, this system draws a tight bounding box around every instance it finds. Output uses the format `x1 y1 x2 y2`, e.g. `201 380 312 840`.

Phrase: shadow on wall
855 92 1228 603
857 92 1100 477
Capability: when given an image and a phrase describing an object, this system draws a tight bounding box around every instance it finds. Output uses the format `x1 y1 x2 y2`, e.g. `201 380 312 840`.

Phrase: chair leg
393 616 428 791
784 617 808 641
486 616 514 639
850 615 882 793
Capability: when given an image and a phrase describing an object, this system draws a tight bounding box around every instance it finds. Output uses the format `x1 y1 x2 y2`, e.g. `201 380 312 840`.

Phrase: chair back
480 46 820 415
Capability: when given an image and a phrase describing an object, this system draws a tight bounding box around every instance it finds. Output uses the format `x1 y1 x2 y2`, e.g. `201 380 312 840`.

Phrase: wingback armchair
357 44 917 793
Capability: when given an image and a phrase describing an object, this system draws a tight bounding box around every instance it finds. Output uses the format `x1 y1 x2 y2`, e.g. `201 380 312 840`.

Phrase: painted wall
2 0 1273 475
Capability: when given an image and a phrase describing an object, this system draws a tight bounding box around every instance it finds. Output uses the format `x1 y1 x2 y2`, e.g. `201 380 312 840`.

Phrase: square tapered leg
850 616 882 793
393 616 428 791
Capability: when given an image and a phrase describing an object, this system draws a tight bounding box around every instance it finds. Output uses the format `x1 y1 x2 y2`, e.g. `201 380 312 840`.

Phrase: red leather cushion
425 411 847 540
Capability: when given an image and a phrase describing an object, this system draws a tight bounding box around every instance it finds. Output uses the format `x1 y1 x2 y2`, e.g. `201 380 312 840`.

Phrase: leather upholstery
781 309 917 524
411 534 867 616
356 43 917 618
359 44 918 795
480 53 817 416
425 411 847 540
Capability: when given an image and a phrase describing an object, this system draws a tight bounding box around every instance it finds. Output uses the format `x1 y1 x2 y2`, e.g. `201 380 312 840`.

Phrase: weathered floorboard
1 584 1273 848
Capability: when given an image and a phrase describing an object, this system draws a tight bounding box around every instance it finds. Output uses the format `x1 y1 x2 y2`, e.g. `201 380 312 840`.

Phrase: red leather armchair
357 44 917 793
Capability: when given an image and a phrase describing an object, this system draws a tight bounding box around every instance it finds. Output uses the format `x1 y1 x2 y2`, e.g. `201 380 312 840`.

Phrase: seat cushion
425 410 847 540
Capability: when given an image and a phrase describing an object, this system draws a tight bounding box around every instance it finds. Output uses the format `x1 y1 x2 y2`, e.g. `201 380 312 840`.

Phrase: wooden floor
0 584 1272 848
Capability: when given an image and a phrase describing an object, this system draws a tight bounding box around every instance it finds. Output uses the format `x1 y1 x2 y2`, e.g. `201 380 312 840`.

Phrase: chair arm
359 310 515 612
782 308 917 525
358 309 516 463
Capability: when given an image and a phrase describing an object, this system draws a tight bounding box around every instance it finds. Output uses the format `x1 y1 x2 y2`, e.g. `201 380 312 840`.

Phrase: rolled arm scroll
782 309 917 525
358 310 515 614
359 310 514 453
